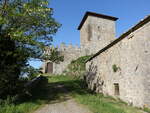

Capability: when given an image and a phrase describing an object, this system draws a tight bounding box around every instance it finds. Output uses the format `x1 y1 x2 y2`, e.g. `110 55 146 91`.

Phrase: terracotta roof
86 14 150 63
77 11 118 30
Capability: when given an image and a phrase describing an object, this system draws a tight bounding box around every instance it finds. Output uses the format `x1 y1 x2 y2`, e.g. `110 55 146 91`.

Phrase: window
97 26 101 31
87 24 92 41
114 83 120 96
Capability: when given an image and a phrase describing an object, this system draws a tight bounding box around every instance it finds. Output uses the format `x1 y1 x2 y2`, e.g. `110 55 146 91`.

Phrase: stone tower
78 11 118 54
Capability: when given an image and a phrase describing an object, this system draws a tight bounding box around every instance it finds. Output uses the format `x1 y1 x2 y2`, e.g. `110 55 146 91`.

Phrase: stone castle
43 11 150 108
42 43 85 74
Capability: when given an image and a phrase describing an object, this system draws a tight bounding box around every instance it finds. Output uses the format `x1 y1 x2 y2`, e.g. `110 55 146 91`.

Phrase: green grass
48 75 145 113
0 102 41 113
0 76 55 113
0 99 45 113
0 75 147 113
144 107 150 113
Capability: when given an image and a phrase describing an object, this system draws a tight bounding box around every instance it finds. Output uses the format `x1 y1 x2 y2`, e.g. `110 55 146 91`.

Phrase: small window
114 83 120 96
87 24 92 41
97 26 101 31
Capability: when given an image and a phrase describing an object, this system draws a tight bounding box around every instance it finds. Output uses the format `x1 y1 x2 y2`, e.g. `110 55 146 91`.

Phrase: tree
0 0 60 56
43 47 64 63
0 0 60 98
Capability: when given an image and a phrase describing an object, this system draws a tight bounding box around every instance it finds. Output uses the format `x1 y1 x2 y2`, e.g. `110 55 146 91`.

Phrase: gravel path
34 84 92 113
34 97 92 113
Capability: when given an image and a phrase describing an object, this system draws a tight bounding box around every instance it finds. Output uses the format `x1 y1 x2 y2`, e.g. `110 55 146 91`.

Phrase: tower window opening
114 83 120 96
87 24 92 41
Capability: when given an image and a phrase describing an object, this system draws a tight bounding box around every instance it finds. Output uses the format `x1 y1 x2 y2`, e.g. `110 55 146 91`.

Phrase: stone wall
86 20 150 108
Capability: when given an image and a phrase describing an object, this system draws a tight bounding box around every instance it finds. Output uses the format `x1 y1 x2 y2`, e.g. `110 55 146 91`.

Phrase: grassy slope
0 102 41 113
0 100 43 113
0 78 50 113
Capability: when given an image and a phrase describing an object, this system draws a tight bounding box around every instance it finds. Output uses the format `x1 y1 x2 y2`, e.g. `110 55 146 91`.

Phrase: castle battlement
58 43 81 51
44 42 82 55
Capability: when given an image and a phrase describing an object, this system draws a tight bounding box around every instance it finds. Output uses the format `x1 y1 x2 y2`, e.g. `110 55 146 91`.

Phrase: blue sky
30 0 150 68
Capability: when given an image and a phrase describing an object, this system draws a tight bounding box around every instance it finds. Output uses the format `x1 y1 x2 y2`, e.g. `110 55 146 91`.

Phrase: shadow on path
31 79 89 105
33 78 92 113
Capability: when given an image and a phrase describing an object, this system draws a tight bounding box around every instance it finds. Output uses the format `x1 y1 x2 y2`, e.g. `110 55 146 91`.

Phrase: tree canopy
0 0 60 57
0 0 61 98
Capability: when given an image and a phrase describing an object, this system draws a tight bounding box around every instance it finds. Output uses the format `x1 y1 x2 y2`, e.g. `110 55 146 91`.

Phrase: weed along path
34 83 92 113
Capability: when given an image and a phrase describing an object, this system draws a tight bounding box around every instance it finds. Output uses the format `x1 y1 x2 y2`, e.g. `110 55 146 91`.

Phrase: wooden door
46 62 53 73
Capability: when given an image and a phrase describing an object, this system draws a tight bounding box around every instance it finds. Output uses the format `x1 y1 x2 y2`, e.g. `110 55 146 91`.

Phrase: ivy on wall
112 64 120 72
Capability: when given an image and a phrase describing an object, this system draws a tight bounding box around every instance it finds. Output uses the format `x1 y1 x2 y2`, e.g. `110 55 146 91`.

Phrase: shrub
65 55 91 78
25 76 48 96
112 64 119 72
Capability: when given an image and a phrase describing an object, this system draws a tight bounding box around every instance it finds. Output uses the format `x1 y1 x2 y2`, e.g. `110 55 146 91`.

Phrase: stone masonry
84 12 150 108
78 12 117 54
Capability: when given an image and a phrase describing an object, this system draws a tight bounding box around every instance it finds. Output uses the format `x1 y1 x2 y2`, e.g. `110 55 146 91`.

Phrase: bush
0 0 60 99
65 55 91 78
25 76 48 96
112 64 119 72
